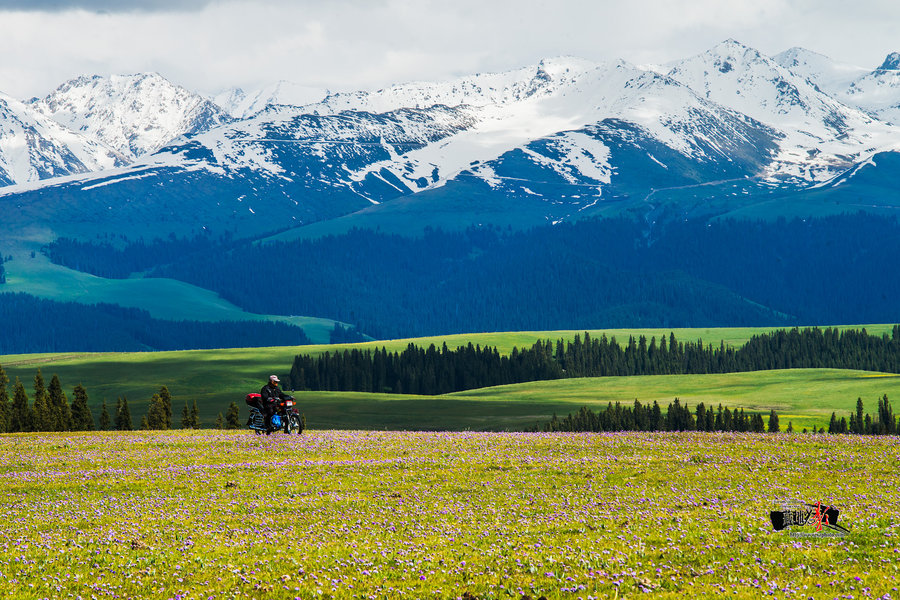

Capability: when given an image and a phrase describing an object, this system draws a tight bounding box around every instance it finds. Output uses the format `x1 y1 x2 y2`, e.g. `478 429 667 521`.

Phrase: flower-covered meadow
1 430 898 599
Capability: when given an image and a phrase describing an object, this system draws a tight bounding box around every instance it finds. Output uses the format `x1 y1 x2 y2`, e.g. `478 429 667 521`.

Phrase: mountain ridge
0 40 899 242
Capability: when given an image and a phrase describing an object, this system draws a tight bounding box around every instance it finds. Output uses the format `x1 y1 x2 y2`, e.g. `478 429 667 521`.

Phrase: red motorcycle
245 393 303 435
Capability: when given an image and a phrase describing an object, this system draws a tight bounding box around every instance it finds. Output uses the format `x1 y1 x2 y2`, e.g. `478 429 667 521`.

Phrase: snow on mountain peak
0 89 122 186
31 72 230 160
877 52 900 71
213 80 328 119
668 40 900 182
774 47 868 90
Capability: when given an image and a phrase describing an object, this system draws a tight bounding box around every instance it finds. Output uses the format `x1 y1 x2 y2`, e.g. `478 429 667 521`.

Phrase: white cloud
0 0 897 100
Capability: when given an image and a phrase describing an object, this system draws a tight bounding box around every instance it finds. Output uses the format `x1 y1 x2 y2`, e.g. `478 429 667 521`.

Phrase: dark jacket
260 383 286 403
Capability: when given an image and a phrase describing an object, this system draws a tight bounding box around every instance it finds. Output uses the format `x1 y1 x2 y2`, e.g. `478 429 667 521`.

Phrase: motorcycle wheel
291 414 303 435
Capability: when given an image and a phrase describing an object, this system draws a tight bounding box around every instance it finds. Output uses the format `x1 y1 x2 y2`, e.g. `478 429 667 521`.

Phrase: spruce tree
214 413 224 429
225 401 240 430
828 412 838 434
190 400 200 429
140 415 150 430
855 398 865 434
181 401 191 429
768 410 779 433
752 413 766 433
48 374 72 432
116 397 133 431
145 394 167 430
70 385 94 431
10 378 30 433
99 399 111 430
786 421 793 433
32 369 52 432
159 386 173 430
0 363 9 433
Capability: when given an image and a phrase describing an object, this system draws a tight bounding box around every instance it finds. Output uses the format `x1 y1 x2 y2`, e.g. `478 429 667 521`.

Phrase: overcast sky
0 0 897 99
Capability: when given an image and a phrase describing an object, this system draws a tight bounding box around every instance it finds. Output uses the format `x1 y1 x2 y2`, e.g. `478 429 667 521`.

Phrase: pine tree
215 413 224 429
855 398 865 434
70 385 94 431
159 386 173 430
116 397 133 431
190 400 200 429
181 401 191 429
145 394 167 430
786 421 793 433
0 363 9 433
752 413 766 433
10 378 30 433
140 415 150 430
225 401 240 430
32 369 53 432
828 412 838 434
768 410 779 433
48 374 71 432
99 399 111 430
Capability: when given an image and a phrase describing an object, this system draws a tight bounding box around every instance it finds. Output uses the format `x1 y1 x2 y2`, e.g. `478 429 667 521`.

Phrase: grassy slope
2 325 897 430
0 241 339 343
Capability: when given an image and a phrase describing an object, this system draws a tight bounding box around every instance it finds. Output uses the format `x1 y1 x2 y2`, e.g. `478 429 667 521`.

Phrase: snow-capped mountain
776 47 900 124
214 80 327 119
31 73 230 160
0 90 123 186
309 57 597 113
0 55 782 237
2 40 900 241
667 40 899 182
774 47 868 91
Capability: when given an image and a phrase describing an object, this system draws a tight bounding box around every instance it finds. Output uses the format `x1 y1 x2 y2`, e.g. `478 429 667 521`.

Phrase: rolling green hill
2 325 897 430
0 240 340 344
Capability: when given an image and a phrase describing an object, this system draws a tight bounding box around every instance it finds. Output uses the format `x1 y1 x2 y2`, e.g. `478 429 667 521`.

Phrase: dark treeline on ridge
539 400 775 434
287 326 900 395
41 213 900 339
0 293 311 353
544 394 898 436
46 231 233 279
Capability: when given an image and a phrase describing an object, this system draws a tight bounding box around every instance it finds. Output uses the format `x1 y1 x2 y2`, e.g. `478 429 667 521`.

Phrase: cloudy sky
0 0 897 99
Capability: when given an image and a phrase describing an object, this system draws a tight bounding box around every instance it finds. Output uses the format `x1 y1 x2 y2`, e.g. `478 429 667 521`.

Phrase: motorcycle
245 392 303 435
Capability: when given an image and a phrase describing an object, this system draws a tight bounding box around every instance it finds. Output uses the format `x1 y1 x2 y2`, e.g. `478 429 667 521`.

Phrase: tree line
0 366 95 433
286 326 900 395
537 400 780 433
0 292 311 354
0 364 243 433
827 395 897 435
69 213 898 339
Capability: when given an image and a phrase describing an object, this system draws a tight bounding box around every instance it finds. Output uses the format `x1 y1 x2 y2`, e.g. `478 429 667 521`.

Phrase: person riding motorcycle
258 375 288 433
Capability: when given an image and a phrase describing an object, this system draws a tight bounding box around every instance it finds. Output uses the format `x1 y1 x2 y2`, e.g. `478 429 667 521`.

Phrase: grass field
286 369 900 432
2 325 900 431
1 429 897 599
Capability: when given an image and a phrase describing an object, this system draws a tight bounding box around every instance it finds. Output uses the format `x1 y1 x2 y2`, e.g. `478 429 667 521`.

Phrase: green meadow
2 325 898 431
1 430 898 599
